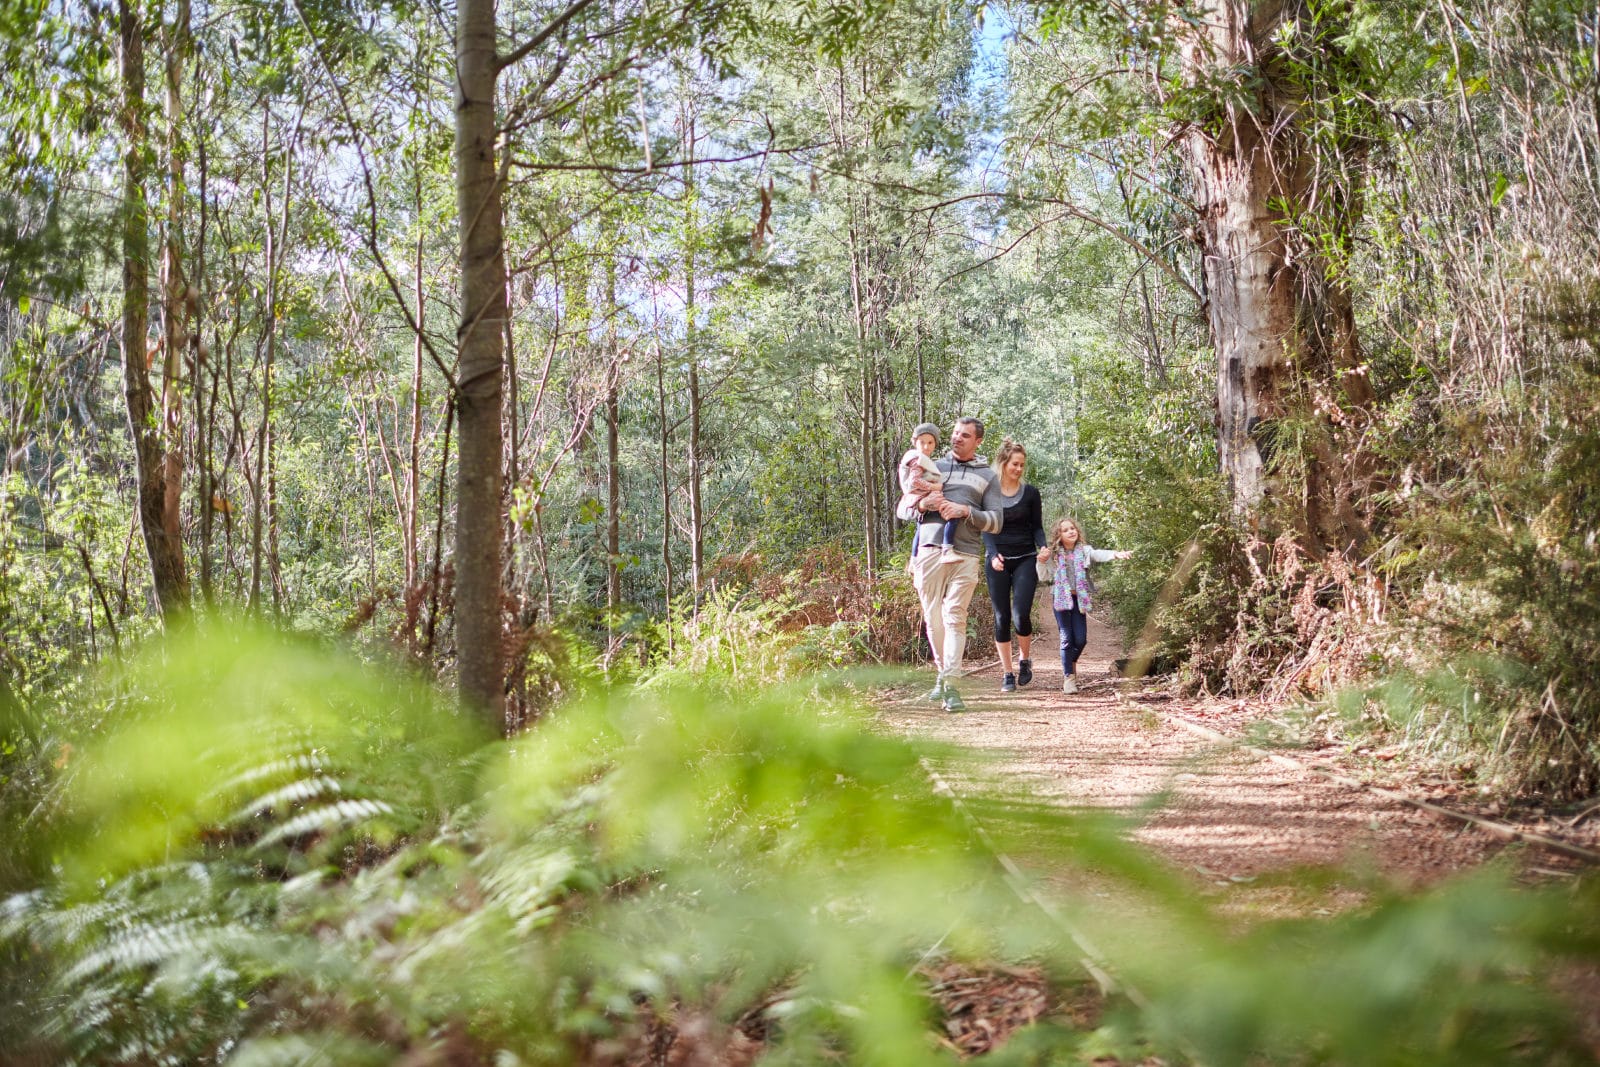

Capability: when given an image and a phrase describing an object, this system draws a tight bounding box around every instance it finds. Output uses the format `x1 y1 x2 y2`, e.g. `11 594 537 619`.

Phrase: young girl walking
1041 517 1131 693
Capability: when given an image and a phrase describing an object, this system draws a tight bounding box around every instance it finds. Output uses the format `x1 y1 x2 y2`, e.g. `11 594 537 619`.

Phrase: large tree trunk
455 0 508 725
1182 0 1300 517
1188 123 1297 517
1181 0 1372 552
119 0 188 621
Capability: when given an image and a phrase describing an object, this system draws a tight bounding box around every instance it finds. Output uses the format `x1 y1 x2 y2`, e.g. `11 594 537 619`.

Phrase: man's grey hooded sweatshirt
898 452 1006 557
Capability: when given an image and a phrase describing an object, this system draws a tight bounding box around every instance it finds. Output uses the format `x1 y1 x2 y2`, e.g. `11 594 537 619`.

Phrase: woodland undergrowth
6 618 1600 1065
1119 312 1600 806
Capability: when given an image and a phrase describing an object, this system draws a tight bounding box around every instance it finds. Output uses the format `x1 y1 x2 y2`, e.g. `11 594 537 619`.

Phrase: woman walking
982 440 1047 692
1043 517 1131 693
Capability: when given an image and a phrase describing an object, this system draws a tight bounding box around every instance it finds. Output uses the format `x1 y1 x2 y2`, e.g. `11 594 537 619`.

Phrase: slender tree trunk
119 0 188 621
455 0 509 724
195 45 214 604
685 281 704 603
655 339 674 643
353 398 382 590
159 0 191 607
424 397 455 658
251 106 269 607
504 272 522 623
835 61 883 576
885 373 896 548
683 111 705 606
915 322 927 422
223 313 244 594
847 214 879 577
407 234 425 592
605 254 622 625
252 106 292 612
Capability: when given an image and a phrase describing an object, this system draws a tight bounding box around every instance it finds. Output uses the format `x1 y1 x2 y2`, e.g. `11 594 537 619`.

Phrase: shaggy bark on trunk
1181 0 1373 553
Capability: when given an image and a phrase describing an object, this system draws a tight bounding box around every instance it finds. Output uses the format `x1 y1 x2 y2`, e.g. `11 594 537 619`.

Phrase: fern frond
227 775 346 824
215 751 332 799
63 917 237 984
254 798 397 849
478 844 593 935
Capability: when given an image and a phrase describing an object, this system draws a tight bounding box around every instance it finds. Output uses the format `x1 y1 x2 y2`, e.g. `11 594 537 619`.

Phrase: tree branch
497 0 600 73
287 0 458 391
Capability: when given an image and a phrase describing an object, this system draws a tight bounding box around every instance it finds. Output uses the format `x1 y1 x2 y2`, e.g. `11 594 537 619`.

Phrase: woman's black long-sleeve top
982 483 1046 560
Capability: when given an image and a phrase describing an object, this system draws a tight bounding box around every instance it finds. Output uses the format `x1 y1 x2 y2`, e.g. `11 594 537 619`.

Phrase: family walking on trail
896 418 1131 713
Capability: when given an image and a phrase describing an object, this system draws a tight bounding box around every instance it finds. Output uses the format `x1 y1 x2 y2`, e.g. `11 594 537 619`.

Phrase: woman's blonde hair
1049 516 1083 548
994 438 1026 469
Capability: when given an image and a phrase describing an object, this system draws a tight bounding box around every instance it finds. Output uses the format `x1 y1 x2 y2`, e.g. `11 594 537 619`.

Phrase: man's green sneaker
925 678 946 703
941 687 967 713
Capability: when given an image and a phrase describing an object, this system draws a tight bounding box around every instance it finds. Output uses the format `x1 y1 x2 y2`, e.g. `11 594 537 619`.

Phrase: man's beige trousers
911 549 982 686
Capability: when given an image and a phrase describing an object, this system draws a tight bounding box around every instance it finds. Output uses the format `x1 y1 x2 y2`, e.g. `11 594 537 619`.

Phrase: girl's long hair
1049 517 1082 550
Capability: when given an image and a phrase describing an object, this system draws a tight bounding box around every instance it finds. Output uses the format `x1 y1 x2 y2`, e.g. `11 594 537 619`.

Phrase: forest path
878 606 1552 920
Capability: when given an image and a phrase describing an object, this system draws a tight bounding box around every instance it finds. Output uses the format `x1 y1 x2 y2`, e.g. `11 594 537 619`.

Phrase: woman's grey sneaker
942 687 967 713
1001 672 1017 693
1017 659 1033 686
926 678 946 703
1062 675 1078 694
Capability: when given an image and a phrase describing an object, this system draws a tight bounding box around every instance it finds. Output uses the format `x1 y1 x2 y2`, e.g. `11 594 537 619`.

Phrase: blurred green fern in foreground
3 619 1598 1065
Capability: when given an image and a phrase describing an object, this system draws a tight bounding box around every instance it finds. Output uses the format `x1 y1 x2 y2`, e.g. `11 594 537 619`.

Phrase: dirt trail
880 606 1557 918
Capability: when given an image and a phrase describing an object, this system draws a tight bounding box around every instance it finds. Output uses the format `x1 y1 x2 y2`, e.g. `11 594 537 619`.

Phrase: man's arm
964 473 1005 534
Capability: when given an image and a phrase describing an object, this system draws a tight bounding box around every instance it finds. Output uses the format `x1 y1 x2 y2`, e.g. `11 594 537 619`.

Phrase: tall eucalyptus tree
1174 0 1375 548
1015 0 1383 550
119 0 189 619
451 0 763 721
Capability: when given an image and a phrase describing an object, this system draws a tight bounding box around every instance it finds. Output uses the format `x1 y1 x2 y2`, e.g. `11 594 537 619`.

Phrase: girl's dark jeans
985 554 1038 643
1054 605 1088 674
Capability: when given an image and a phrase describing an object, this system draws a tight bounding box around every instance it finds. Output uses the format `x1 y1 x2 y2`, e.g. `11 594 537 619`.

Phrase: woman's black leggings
985 555 1038 643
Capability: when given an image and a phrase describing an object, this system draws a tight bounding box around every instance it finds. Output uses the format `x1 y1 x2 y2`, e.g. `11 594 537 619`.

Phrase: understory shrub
694 544 926 670
1349 346 1600 801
